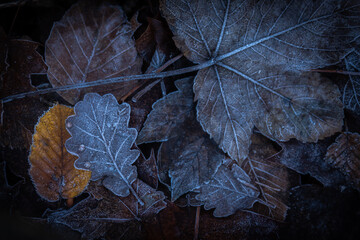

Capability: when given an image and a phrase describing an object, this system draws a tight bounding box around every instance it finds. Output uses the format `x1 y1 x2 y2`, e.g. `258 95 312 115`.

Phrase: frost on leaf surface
45 0 142 104
159 0 358 161
343 49 360 115
65 93 140 202
196 164 259 218
50 179 166 240
138 78 222 201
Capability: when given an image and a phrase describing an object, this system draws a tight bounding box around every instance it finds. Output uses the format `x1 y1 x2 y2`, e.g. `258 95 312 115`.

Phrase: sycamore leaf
45 0 142 104
138 78 222 201
159 0 358 161
325 132 360 190
0 40 48 149
29 104 91 201
196 164 259 217
343 50 360 115
242 134 289 221
65 93 141 203
50 179 166 240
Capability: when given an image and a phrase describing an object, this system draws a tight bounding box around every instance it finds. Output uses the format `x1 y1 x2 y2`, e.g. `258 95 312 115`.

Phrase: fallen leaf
138 78 222 201
343 49 360 115
196 164 259 217
29 104 91 201
0 39 48 149
278 138 347 188
65 93 142 203
135 148 158 189
160 0 357 161
325 132 360 190
45 0 142 104
50 179 166 240
243 134 289 221
0 27 6 86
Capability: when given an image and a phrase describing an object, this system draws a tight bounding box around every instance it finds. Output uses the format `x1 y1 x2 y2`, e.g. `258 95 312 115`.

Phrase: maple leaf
45 0 142 104
65 93 142 204
196 164 259 217
29 104 91 201
343 49 360 115
325 132 360 190
50 179 166 240
159 0 360 161
138 78 222 201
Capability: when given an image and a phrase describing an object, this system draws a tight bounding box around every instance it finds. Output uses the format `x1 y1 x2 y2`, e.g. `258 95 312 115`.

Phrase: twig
0 0 29 9
194 206 200 240
1 60 211 103
308 69 360 76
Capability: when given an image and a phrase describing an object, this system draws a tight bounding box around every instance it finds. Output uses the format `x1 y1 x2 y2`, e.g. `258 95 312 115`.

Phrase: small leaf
242 134 290 221
50 179 166 240
29 104 91 201
45 0 142 104
325 132 360 190
65 93 142 203
196 164 259 217
135 148 158 189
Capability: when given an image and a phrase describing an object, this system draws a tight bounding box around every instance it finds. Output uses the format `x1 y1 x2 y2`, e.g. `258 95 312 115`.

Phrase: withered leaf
0 40 48 149
160 0 357 161
196 164 259 217
242 134 289 221
343 50 360 115
325 132 360 190
138 78 222 201
135 148 158 189
29 104 91 201
50 179 166 240
45 0 142 104
65 93 141 202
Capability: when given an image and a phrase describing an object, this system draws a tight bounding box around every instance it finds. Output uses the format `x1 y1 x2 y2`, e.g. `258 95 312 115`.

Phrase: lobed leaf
343 49 360 115
65 93 141 202
160 0 358 161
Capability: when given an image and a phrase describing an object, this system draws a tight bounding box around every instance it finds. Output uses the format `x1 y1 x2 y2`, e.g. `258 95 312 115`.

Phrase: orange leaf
29 104 91 201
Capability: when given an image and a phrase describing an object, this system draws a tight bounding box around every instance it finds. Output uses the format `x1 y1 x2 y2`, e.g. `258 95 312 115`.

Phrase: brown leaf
45 0 142 104
325 132 360 190
243 134 290 221
0 39 48 149
135 148 158 189
29 104 91 201
51 179 166 239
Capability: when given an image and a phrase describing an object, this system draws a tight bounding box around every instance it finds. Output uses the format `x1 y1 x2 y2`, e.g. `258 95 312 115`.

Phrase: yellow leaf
29 104 91 201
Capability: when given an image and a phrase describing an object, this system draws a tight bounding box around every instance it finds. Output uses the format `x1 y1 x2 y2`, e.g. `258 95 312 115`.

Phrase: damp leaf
159 0 358 161
195 164 259 217
242 134 290 221
50 179 166 240
29 104 91 201
325 132 360 190
45 0 142 104
65 93 142 203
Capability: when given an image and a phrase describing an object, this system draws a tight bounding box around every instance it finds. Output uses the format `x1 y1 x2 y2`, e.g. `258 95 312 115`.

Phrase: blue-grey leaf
160 0 356 161
196 164 259 218
343 49 360 115
65 93 142 203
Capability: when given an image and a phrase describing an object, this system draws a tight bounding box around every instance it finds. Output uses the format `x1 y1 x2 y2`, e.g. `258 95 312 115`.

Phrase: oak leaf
159 0 358 161
28 104 91 201
65 93 142 203
45 0 142 104
343 50 360 115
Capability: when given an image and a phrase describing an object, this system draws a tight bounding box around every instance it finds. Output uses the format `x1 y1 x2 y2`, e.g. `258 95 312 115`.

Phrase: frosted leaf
196 164 259 217
65 93 142 203
343 50 360 115
160 0 357 161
